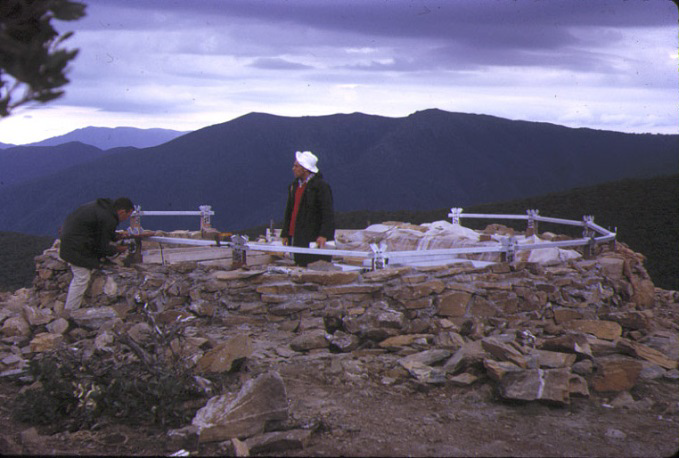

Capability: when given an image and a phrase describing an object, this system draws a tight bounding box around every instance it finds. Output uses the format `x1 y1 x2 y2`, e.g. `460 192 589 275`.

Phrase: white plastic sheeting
335 221 581 265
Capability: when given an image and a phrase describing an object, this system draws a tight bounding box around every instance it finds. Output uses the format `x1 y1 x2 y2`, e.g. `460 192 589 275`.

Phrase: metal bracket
526 209 539 236
231 234 249 269
449 207 463 225
582 215 596 259
501 236 518 263
129 204 143 235
582 215 595 238
199 205 212 233
370 242 388 270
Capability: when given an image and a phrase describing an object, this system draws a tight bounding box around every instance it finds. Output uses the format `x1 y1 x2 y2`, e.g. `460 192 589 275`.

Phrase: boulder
615 339 677 370
327 331 360 353
29 332 64 353
483 359 523 381
245 429 312 455
499 368 574 405
540 334 593 359
69 306 118 330
591 356 643 392
529 349 577 369
481 337 528 368
561 320 622 340
22 305 54 326
443 340 486 374
103 276 120 297
127 322 154 343
46 318 69 335
292 270 359 286
193 371 289 442
342 302 406 341
196 334 253 373
398 349 451 367
448 372 479 386
399 360 447 384
437 291 471 317
378 334 433 350
290 329 329 352
1 316 31 337
597 256 625 279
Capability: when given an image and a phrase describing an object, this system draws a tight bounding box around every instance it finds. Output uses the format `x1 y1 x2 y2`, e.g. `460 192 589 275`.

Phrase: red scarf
288 181 308 236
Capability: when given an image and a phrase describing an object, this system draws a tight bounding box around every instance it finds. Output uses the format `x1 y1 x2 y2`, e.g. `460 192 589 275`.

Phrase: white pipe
136 211 214 216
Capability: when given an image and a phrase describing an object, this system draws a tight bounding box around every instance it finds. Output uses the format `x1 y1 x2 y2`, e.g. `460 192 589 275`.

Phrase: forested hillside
259 174 678 291
0 232 56 292
2 174 676 292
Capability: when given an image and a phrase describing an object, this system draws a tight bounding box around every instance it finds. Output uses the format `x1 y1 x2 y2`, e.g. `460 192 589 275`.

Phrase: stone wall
2 233 678 410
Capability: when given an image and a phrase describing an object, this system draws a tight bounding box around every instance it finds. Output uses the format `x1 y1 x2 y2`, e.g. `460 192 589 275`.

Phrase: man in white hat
281 150 335 266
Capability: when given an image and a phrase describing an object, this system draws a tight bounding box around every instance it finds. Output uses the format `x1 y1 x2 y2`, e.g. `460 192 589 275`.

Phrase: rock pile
1 223 678 453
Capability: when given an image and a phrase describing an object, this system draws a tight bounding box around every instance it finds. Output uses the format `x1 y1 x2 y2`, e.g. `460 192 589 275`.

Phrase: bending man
59 197 135 310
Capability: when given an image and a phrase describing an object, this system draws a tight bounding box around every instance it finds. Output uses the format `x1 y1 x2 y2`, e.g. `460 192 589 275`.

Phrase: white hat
295 150 319 173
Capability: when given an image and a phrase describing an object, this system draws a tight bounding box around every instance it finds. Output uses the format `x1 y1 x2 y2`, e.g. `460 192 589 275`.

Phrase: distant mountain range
0 109 676 237
0 126 189 150
0 142 127 187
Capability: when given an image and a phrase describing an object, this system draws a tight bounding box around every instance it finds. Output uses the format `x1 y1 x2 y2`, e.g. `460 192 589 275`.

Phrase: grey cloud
248 57 314 70
75 0 675 73
84 1 676 37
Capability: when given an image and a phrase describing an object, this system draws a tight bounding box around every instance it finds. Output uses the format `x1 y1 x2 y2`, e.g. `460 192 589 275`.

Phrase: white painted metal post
526 209 539 236
370 242 387 270
449 207 463 225
231 234 248 268
199 205 212 232
501 236 517 263
582 215 596 259
129 205 143 235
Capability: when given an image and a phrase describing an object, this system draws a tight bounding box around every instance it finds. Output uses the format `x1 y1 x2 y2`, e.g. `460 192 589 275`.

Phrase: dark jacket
281 173 335 266
59 198 120 269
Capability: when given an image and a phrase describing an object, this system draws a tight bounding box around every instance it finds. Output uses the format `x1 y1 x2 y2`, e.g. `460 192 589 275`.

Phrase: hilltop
0 211 677 456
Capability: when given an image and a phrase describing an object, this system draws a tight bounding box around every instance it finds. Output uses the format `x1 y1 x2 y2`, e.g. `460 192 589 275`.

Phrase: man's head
113 197 134 222
293 150 319 179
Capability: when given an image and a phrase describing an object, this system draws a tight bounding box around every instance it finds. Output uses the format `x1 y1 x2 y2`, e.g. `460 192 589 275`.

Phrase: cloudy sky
1 0 677 144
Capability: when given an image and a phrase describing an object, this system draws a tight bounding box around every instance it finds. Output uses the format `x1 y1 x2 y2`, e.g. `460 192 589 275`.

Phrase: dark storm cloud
83 0 675 73
90 0 676 35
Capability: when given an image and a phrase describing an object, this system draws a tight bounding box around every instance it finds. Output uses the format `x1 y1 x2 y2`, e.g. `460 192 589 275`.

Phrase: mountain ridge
0 109 675 238
0 126 190 151
24 126 190 150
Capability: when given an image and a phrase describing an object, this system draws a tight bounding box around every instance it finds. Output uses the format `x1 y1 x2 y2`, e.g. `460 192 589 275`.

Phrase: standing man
281 151 335 267
59 197 135 310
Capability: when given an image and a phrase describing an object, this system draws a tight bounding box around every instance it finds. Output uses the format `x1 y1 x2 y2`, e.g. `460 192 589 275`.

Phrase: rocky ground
1 347 677 457
1 225 678 457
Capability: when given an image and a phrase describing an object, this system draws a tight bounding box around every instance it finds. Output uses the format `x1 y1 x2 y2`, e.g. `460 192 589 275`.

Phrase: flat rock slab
194 371 289 442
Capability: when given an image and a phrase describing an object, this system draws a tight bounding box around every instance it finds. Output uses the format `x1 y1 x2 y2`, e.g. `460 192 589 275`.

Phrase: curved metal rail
140 207 616 270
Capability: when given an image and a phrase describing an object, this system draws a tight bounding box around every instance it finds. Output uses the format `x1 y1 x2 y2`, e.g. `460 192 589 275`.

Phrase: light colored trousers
64 264 93 310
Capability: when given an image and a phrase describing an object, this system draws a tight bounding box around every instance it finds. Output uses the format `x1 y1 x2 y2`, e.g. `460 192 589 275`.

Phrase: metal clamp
231 234 249 268
582 215 597 259
199 205 212 232
129 204 143 235
370 242 388 270
449 207 463 225
526 209 539 236
501 236 518 263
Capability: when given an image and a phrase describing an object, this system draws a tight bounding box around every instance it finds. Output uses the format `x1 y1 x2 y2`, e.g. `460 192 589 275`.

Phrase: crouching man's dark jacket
59 198 121 269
